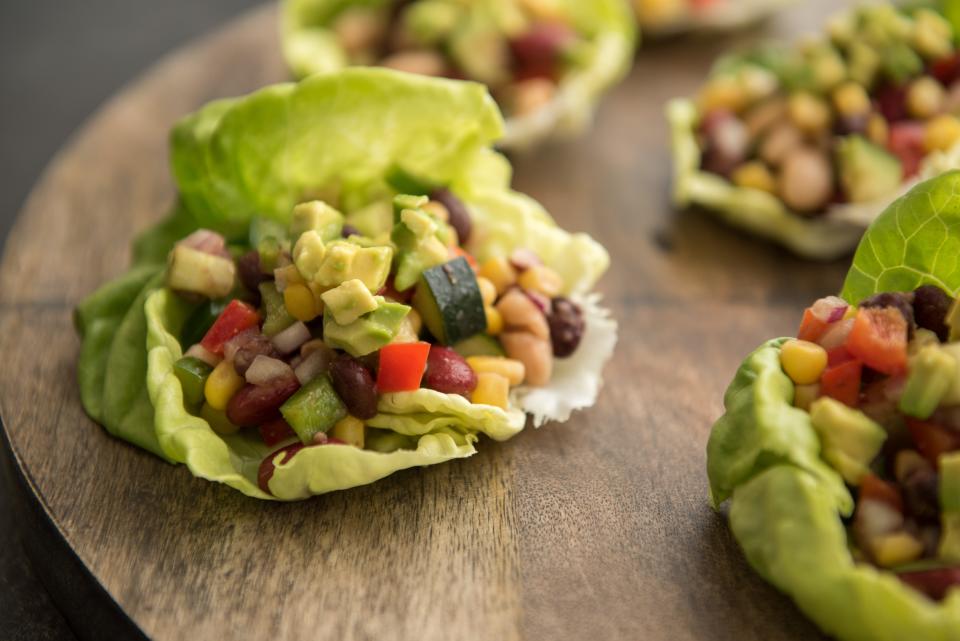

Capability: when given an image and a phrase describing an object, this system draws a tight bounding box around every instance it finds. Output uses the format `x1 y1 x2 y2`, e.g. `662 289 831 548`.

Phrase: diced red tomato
845 307 908 375
827 346 854 367
820 359 863 407
377 341 431 393
201 300 261 355
797 297 848 342
888 122 926 178
906 418 960 466
859 474 904 512
258 417 296 447
449 246 478 271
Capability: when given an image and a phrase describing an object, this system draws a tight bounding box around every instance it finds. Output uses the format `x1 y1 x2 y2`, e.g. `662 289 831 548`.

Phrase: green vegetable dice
173 357 214 408
280 376 347 444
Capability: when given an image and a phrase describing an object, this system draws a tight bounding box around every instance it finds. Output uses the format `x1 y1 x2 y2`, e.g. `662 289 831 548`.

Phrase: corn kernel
697 76 746 113
924 114 960 152
779 339 828 385
204 361 244 411
907 76 945 119
478 257 517 294
485 306 503 335
331 415 365 448
284 283 320 322
731 161 776 194
871 532 924 568
518 265 563 298
842 305 857 321
200 402 240 435
788 92 832 134
477 277 498 306
466 356 526 386
866 113 890 147
472 372 510 409
832 82 871 118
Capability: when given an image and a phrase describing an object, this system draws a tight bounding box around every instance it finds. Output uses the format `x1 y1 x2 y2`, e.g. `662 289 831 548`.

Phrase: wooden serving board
1 2 855 639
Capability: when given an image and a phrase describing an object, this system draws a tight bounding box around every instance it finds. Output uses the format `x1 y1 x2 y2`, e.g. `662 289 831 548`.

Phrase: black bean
902 466 941 523
237 250 266 293
861 292 915 333
330 355 378 420
430 188 472 245
232 333 280 376
548 297 585 358
913 285 953 342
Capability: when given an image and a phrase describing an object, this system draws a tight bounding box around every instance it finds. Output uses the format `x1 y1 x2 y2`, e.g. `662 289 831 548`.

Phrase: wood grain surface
1 2 858 639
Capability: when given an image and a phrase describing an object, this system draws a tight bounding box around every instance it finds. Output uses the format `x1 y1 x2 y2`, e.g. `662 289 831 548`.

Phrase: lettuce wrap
636 0 794 38
76 69 617 500
707 172 960 639
280 0 636 150
668 4 960 260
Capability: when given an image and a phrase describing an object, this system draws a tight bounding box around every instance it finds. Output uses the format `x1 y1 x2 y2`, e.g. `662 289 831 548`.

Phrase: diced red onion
294 349 332 385
185 343 222 367
827 305 849 323
810 296 848 323
819 318 854 350
245 355 294 386
509 248 541 272
178 229 229 258
271 321 311 355
223 328 258 363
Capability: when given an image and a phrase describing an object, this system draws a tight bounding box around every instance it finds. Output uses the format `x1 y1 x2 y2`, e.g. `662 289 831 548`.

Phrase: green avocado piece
322 297 411 356
403 0 462 46
313 241 393 292
345 200 393 238
391 206 450 291
899 344 957 419
321 279 379 326
882 42 923 84
809 397 886 486
280 375 347 444
291 200 344 242
166 245 236 299
836 136 902 204
939 452 960 561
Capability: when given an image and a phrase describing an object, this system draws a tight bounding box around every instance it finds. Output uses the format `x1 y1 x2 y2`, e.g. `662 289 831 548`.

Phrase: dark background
0 2 261 638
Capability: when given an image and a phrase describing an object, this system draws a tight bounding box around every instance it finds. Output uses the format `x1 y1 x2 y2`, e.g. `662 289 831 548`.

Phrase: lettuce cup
635 0 793 37
281 0 636 151
707 172 960 640
668 4 960 260
75 69 617 501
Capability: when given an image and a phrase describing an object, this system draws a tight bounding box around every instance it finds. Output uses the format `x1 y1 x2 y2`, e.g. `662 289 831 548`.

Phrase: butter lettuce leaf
372 388 525 442
731 466 960 641
706 338 852 513
171 68 503 236
842 170 960 304
281 0 636 150
144 289 477 500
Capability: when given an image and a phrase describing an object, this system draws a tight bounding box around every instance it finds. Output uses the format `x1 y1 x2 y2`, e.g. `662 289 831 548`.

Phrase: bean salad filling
323 0 587 119
165 184 585 494
695 5 960 215
783 285 960 600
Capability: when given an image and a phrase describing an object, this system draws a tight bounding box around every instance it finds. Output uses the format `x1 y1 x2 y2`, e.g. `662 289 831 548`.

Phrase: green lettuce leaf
281 0 636 150
170 68 503 236
144 289 477 500
730 466 960 641
370 388 526 441
706 338 852 514
842 171 960 303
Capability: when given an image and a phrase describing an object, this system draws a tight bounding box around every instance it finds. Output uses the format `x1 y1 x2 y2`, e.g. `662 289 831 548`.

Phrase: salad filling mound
668 4 960 259
784 288 960 600
282 0 635 149
636 0 792 36
165 189 583 496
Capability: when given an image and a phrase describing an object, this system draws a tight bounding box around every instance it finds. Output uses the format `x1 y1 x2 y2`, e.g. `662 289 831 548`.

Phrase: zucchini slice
413 257 486 345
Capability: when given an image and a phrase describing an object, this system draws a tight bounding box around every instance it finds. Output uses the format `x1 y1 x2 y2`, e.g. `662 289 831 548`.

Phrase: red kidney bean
876 83 908 123
509 22 576 79
258 443 304 494
258 417 296 447
913 285 952 341
226 375 300 427
424 346 477 395
548 297 585 358
430 188 472 245
330 355 378 419
236 250 266 293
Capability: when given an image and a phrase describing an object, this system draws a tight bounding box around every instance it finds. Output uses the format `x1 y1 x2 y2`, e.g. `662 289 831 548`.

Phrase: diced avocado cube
393 194 430 222
913 9 953 60
280 375 347 444
900 345 957 419
314 242 358 286
290 201 344 242
259 281 296 336
848 41 880 87
293 230 327 282
400 207 438 239
939 452 960 561
809 397 887 485
403 0 462 45
394 235 449 292
173 357 214 408
836 136 902 204
321 279 379 325
322 299 410 356
350 246 392 292
345 200 393 238
167 245 236 299
413 257 487 345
